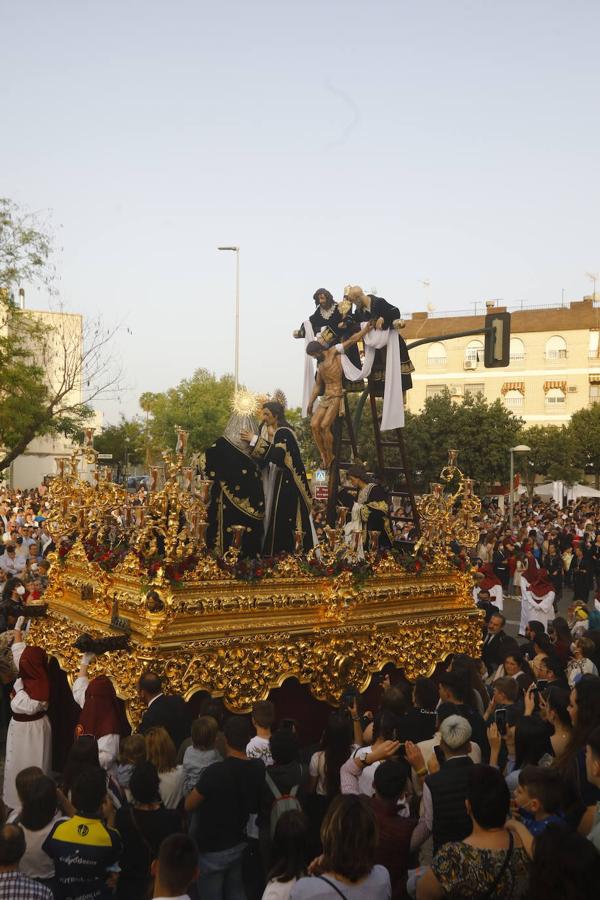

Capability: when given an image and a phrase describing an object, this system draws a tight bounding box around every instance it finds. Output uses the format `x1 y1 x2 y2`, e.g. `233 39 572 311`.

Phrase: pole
509 449 514 534
235 248 240 393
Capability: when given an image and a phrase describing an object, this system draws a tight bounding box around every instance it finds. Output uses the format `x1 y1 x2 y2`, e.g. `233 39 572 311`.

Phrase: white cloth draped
344 502 365 559
337 329 404 430
302 319 316 417
519 588 555 635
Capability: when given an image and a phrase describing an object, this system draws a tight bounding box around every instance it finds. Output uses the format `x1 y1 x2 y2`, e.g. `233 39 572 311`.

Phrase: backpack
265 770 302 838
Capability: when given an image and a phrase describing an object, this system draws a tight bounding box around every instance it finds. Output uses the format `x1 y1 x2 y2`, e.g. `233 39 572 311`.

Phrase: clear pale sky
3 1 600 423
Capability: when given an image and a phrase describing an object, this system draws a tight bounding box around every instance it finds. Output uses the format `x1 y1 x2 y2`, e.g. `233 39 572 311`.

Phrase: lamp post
509 444 531 533
218 246 240 392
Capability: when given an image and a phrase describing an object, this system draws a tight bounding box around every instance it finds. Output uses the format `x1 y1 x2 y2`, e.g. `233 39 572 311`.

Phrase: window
464 383 484 398
510 337 525 361
545 335 567 360
427 342 447 368
504 389 524 408
590 331 600 360
590 383 600 405
426 385 446 398
545 387 566 405
465 340 483 364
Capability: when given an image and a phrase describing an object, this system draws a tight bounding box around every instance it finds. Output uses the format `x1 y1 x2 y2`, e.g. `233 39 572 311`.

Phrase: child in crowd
182 715 222 795
115 733 146 796
514 765 564 836
247 700 276 765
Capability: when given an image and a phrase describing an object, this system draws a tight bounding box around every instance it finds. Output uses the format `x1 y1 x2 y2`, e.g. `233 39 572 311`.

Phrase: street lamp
509 444 531 533
218 246 240 392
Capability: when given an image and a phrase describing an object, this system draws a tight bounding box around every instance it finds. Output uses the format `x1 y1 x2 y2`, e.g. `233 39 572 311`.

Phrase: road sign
315 486 329 501
314 469 328 483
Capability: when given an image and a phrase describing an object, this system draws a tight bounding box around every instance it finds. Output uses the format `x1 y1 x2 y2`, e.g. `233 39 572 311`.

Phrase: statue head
312 288 334 309
345 285 368 309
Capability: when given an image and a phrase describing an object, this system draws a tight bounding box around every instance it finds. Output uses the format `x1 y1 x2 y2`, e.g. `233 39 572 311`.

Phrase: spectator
520 620 546 662
514 765 565 835
43 766 122 900
437 672 489 761
308 710 356 810
482 614 510 674
510 822 600 900
547 617 572 666
2 633 52 811
342 710 401 797
145 727 184 810
289 795 391 899
17 774 65 888
493 650 534 694
556 675 600 830
408 715 474 853
400 678 438 744
370 760 416 900
566 637 599 687
115 733 147 795
448 655 489 716
259 729 306 855
185 716 265 899
247 701 276 766
6 766 43 824
537 654 569 692
126 762 181 860
416 766 529 900
0 823 52 900
138 671 191 751
261 810 309 900
412 703 481 790
542 686 572 758
585 723 600 850
485 676 521 726
182 716 222 795
151 833 199 900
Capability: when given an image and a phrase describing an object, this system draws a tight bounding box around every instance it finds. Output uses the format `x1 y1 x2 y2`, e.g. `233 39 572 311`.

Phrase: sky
3 1 600 424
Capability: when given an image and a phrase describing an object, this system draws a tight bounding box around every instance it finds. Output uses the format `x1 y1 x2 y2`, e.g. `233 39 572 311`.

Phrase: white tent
532 482 600 501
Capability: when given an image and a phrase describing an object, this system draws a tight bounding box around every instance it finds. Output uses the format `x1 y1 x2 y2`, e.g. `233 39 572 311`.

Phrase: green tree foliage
93 418 145 476
0 199 119 475
568 404 600 488
141 369 236 453
521 425 580 489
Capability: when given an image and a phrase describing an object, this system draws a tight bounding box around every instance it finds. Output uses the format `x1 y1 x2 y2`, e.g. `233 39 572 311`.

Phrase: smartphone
537 680 548 693
342 692 355 709
495 708 508 736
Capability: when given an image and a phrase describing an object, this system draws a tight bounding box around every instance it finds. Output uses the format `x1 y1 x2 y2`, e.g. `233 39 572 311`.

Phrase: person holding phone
2 618 52 810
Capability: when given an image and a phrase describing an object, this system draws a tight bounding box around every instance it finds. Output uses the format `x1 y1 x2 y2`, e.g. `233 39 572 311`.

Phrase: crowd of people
3 487 600 898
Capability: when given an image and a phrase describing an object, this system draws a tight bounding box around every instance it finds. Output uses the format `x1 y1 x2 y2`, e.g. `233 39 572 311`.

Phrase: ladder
325 386 421 539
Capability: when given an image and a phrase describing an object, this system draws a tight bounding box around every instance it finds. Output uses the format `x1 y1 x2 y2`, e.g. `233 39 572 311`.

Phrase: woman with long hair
500 651 534 695
307 712 356 852
542 686 572 758
547 616 572 666
450 654 489 715
145 726 184 809
262 810 310 900
290 795 391 899
555 675 600 830
2 629 52 811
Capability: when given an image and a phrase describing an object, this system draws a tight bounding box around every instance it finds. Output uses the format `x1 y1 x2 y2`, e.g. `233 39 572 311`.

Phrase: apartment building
402 295 600 425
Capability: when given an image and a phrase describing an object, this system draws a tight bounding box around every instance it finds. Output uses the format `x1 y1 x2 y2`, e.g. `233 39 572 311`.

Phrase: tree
93 418 145 479
521 425 579 491
569 404 600 488
0 199 120 475
142 369 236 454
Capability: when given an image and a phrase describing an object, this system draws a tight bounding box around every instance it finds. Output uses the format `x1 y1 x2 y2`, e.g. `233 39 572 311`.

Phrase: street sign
314 469 328 483
97 453 113 460
315 486 329 501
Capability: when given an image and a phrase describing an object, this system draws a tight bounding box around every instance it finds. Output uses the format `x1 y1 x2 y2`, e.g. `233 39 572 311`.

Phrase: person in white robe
2 626 52 809
72 653 123 776
520 567 555 636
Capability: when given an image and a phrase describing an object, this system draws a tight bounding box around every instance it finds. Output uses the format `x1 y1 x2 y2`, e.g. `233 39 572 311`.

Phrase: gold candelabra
415 449 481 558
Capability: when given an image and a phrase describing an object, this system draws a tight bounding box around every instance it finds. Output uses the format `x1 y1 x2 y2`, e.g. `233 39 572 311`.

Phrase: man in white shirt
151 833 198 900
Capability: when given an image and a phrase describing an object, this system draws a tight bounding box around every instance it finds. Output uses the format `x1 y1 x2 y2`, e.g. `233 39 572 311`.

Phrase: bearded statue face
346 286 368 308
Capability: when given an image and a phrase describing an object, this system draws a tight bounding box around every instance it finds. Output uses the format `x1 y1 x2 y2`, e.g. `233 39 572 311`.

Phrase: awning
501 381 525 395
590 375 600 384
544 380 567 393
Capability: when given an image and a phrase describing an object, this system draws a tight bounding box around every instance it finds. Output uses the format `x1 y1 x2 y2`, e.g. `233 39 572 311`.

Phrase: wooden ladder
325 387 420 538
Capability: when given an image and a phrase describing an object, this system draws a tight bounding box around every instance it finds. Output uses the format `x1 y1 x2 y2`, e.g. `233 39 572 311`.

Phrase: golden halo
231 389 258 417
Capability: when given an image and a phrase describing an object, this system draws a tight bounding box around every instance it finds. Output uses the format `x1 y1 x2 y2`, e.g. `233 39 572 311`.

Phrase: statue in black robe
347 287 414 396
205 425 265 559
295 288 362 389
242 402 315 555
343 465 394 551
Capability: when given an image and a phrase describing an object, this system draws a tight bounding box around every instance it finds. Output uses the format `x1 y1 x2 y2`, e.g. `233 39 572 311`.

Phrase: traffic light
484 311 511 367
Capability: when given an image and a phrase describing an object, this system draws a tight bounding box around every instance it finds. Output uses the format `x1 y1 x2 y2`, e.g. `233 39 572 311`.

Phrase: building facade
402 296 600 425
1 306 100 489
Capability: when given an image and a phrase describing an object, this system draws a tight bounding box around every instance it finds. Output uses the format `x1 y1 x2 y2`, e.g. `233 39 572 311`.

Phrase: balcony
505 396 524 408
545 350 568 361
427 357 447 368
509 352 526 361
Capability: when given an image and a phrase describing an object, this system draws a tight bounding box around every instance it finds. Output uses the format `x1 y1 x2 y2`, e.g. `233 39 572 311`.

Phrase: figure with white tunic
72 653 128 776
519 568 555 637
3 624 52 810
472 564 504 612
